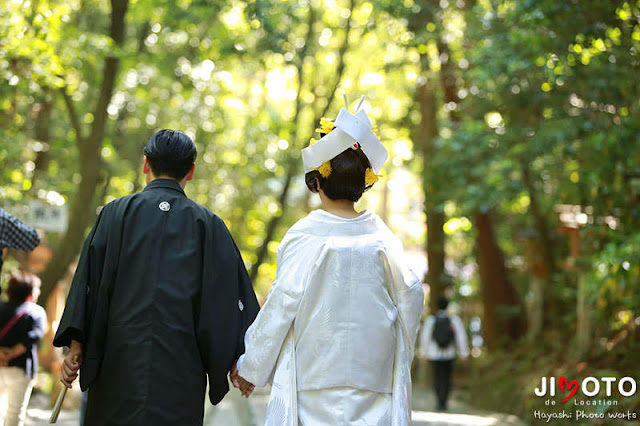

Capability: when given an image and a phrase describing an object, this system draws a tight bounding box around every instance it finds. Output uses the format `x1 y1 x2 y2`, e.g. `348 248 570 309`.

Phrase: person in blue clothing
0 271 47 426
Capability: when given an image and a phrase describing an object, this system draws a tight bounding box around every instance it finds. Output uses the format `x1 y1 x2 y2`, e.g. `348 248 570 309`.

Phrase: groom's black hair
144 129 197 180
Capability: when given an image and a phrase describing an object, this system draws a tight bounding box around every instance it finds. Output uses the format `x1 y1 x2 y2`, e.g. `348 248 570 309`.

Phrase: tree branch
249 0 356 282
40 0 130 305
60 87 85 142
248 5 316 282
89 0 128 147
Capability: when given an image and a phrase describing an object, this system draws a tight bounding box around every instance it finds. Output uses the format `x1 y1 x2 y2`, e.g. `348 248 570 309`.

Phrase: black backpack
432 315 455 348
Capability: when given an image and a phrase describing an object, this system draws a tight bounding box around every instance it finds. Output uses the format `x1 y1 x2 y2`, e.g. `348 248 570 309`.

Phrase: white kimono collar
291 209 383 237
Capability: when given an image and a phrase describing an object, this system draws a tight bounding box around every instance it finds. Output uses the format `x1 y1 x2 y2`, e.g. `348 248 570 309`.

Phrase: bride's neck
319 192 361 219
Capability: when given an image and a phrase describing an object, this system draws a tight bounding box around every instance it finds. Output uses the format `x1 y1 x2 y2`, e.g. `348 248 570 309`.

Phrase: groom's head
143 129 197 183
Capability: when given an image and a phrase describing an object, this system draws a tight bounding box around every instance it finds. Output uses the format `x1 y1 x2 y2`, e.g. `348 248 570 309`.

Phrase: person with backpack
419 295 469 411
0 271 47 426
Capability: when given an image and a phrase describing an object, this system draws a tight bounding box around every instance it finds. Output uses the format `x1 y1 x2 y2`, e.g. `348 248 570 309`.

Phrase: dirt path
201 384 525 426
410 386 525 426
26 384 525 425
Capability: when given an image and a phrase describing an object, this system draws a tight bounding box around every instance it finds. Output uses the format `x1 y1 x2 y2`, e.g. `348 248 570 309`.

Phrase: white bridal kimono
238 209 425 425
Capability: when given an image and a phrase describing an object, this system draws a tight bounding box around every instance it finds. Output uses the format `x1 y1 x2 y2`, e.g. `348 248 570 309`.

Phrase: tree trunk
520 162 558 328
416 36 462 313
248 6 316 283
379 180 390 224
416 78 446 313
475 211 526 350
576 273 591 358
39 0 129 304
523 238 545 342
31 94 53 189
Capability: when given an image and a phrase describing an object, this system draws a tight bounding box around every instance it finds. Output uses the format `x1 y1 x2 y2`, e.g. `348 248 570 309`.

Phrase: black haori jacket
53 179 259 426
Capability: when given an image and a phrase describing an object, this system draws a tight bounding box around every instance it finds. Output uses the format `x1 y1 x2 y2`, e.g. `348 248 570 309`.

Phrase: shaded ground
26 392 78 426
410 385 525 426
27 383 525 426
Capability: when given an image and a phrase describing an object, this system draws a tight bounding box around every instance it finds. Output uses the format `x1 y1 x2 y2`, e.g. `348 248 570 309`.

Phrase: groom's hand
61 340 83 388
229 360 255 398
230 360 241 389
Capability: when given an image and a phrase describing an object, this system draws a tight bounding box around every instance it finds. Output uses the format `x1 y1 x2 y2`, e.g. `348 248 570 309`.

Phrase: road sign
26 200 68 233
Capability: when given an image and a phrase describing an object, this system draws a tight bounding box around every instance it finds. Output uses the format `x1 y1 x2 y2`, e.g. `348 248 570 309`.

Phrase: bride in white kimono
235 100 425 425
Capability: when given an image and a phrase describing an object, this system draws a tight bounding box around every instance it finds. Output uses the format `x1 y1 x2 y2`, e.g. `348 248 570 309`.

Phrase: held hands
230 359 255 398
0 347 10 367
60 340 83 389
0 344 27 367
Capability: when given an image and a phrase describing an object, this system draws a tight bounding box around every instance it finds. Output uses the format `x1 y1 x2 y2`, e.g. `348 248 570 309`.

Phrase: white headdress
301 96 388 178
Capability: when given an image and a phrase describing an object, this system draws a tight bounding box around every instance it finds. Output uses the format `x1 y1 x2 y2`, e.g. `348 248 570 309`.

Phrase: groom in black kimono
53 129 259 425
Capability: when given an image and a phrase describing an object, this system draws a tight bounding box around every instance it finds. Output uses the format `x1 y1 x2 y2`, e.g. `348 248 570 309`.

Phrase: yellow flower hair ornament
316 117 335 134
313 161 332 178
365 168 382 186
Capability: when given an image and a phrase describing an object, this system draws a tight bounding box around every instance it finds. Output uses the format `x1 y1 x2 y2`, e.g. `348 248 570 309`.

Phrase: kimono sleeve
232 244 260 359
386 236 425 359
53 208 109 348
196 216 259 405
237 232 310 387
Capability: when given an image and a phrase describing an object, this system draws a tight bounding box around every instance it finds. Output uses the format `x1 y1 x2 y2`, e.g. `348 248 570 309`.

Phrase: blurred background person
419 295 469 412
0 271 47 426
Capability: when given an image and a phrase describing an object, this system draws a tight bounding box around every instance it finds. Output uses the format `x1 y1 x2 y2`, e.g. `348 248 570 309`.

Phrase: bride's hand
238 376 255 398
